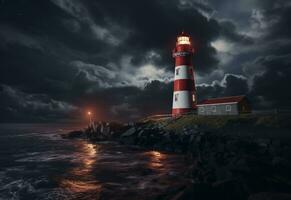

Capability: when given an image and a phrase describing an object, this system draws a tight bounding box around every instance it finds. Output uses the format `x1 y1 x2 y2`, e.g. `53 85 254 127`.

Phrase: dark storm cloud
83 0 223 73
48 0 250 74
0 84 79 122
241 1 291 108
199 0 291 109
219 20 254 45
0 0 290 122
72 80 173 121
265 5 291 40
247 54 291 109
196 74 248 101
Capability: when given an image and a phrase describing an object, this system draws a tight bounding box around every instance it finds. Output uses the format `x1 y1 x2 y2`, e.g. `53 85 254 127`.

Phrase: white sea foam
5 166 26 172
0 179 36 200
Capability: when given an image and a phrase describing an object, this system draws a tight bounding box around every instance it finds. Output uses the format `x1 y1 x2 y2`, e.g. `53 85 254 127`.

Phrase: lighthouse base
172 108 196 116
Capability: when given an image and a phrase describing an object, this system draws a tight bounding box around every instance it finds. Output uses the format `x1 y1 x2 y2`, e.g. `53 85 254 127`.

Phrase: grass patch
154 113 291 133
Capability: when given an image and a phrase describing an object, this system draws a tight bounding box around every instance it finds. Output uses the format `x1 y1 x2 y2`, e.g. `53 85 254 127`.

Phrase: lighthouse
172 32 197 116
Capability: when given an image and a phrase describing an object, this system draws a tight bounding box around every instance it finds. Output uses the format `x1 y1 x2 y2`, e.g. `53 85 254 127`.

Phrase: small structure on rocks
197 95 251 116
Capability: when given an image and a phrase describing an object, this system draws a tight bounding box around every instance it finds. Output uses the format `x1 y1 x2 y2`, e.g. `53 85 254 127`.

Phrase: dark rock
212 179 248 200
137 130 144 137
248 192 291 200
61 130 84 139
256 138 271 148
121 127 136 137
215 166 232 181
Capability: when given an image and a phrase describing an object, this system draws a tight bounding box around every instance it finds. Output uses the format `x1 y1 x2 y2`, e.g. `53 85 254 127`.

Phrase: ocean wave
15 151 75 163
0 179 36 200
0 176 73 200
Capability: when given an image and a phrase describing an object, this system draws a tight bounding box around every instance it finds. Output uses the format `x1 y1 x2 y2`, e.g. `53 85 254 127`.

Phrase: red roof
198 95 245 105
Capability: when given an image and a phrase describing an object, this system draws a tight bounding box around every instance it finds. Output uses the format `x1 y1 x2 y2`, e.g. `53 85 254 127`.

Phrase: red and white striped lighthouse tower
172 32 197 116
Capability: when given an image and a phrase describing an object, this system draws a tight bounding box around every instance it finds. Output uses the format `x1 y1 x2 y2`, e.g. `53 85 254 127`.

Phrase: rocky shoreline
62 116 291 200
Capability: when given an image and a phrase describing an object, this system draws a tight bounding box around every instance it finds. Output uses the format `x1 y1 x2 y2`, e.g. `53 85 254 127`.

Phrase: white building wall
197 103 239 115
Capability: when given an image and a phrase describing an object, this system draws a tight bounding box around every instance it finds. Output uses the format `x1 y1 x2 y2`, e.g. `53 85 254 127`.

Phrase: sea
0 123 188 200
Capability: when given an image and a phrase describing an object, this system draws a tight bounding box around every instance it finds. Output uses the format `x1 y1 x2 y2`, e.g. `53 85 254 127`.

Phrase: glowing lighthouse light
177 36 190 45
172 32 197 116
87 111 92 124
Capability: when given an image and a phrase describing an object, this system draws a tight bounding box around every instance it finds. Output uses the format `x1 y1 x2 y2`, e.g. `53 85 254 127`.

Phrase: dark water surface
0 124 188 200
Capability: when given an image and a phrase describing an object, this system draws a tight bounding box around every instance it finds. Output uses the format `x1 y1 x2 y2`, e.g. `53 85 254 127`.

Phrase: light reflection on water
83 143 97 168
147 150 165 169
59 142 101 194
57 142 187 199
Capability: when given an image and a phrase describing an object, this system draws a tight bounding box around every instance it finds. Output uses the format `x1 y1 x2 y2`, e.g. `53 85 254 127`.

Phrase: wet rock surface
63 120 291 200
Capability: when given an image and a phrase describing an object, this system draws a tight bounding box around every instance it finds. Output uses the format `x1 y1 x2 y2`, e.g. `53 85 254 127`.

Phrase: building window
226 105 231 111
212 106 216 112
176 68 180 75
200 107 205 112
192 94 196 102
174 93 179 102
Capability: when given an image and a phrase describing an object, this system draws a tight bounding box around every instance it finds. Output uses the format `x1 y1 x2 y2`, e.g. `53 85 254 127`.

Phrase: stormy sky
0 0 291 122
